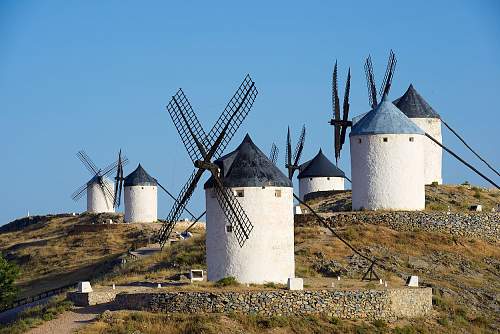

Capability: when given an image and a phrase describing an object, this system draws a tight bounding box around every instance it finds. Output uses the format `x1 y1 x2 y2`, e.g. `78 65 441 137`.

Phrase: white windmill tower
298 149 346 200
71 150 128 214
350 95 426 211
394 85 442 185
122 164 158 223
204 134 295 284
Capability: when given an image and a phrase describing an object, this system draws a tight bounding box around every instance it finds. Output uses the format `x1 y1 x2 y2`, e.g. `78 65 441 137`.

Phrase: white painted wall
124 185 157 223
205 186 295 284
350 134 425 211
411 118 442 185
87 179 115 213
298 177 345 200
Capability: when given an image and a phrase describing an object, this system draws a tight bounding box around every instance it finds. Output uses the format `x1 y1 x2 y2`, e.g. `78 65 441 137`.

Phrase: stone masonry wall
67 291 118 306
295 212 499 242
114 288 432 321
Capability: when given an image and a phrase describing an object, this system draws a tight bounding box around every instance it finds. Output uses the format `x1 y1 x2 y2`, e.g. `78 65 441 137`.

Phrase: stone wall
295 212 500 242
67 290 118 306
114 288 432 321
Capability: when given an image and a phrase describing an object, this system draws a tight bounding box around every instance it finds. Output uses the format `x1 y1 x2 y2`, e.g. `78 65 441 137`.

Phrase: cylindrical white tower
298 149 346 200
86 177 115 213
350 95 426 211
395 84 442 185
124 164 158 223
204 134 295 284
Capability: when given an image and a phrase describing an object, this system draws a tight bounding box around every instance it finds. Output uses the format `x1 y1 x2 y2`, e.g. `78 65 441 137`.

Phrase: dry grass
76 308 497 334
305 184 500 213
0 214 157 298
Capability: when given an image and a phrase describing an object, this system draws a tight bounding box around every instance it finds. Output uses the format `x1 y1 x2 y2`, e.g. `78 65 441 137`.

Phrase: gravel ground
26 304 111 334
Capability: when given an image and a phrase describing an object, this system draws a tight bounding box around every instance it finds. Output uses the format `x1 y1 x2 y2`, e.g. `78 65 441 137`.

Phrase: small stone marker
294 205 302 215
112 283 116 290
287 277 303 291
331 282 335 288
384 281 388 288
406 276 419 287
190 269 204 282
157 283 162 288
469 205 482 212
337 276 340 281
379 279 383 285
77 281 93 293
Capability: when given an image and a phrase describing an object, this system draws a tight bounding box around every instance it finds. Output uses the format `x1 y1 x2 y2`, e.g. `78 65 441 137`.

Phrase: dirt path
26 304 111 334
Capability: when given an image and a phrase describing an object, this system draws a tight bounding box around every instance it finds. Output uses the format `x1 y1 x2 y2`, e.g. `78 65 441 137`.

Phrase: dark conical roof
393 84 440 119
124 164 157 187
204 134 292 189
350 95 424 136
298 149 346 179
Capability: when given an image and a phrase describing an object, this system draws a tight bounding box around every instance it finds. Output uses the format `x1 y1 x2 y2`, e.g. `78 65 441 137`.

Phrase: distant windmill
269 143 279 165
284 125 306 180
329 61 352 165
71 150 128 213
156 75 258 249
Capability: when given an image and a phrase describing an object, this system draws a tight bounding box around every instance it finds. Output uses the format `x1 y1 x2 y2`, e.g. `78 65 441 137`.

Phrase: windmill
328 61 352 165
71 150 129 213
156 74 258 248
285 125 306 180
269 143 279 165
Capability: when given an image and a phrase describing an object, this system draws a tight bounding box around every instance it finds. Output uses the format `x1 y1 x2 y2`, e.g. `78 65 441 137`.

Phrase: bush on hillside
0 252 20 309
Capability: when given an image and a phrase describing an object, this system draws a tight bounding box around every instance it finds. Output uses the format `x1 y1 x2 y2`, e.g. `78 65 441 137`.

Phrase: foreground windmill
158 75 295 283
71 150 128 213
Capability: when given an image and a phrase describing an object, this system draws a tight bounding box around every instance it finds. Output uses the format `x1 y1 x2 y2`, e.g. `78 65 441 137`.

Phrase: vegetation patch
0 294 73 334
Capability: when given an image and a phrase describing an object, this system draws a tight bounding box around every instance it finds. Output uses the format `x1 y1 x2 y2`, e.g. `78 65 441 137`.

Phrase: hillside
306 184 500 212
0 213 158 299
1 185 499 333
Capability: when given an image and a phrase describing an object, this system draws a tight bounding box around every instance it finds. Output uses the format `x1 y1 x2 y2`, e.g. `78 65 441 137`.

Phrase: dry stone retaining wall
114 288 432 321
296 212 499 242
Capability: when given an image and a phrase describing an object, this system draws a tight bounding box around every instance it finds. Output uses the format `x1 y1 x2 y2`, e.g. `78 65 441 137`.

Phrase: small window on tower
327 177 330 180
275 189 281 197
383 137 388 142
235 189 244 197
226 225 233 233
358 138 362 144
409 137 414 142
309 178 313 181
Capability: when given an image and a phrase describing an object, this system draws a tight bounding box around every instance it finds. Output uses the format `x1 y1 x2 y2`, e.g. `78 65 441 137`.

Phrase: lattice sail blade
269 143 279 165
71 182 89 201
77 150 99 175
293 125 306 166
333 61 341 163
285 127 292 166
99 177 116 207
379 49 397 98
102 155 129 178
166 89 208 163
213 181 254 247
339 68 351 153
157 169 205 247
364 55 378 109
205 74 258 160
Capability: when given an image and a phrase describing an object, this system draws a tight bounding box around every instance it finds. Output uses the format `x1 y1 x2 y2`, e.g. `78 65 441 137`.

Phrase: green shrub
214 276 238 287
373 319 386 328
0 252 20 309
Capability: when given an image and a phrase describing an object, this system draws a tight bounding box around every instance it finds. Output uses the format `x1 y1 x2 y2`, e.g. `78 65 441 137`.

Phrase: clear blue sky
1 1 499 225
